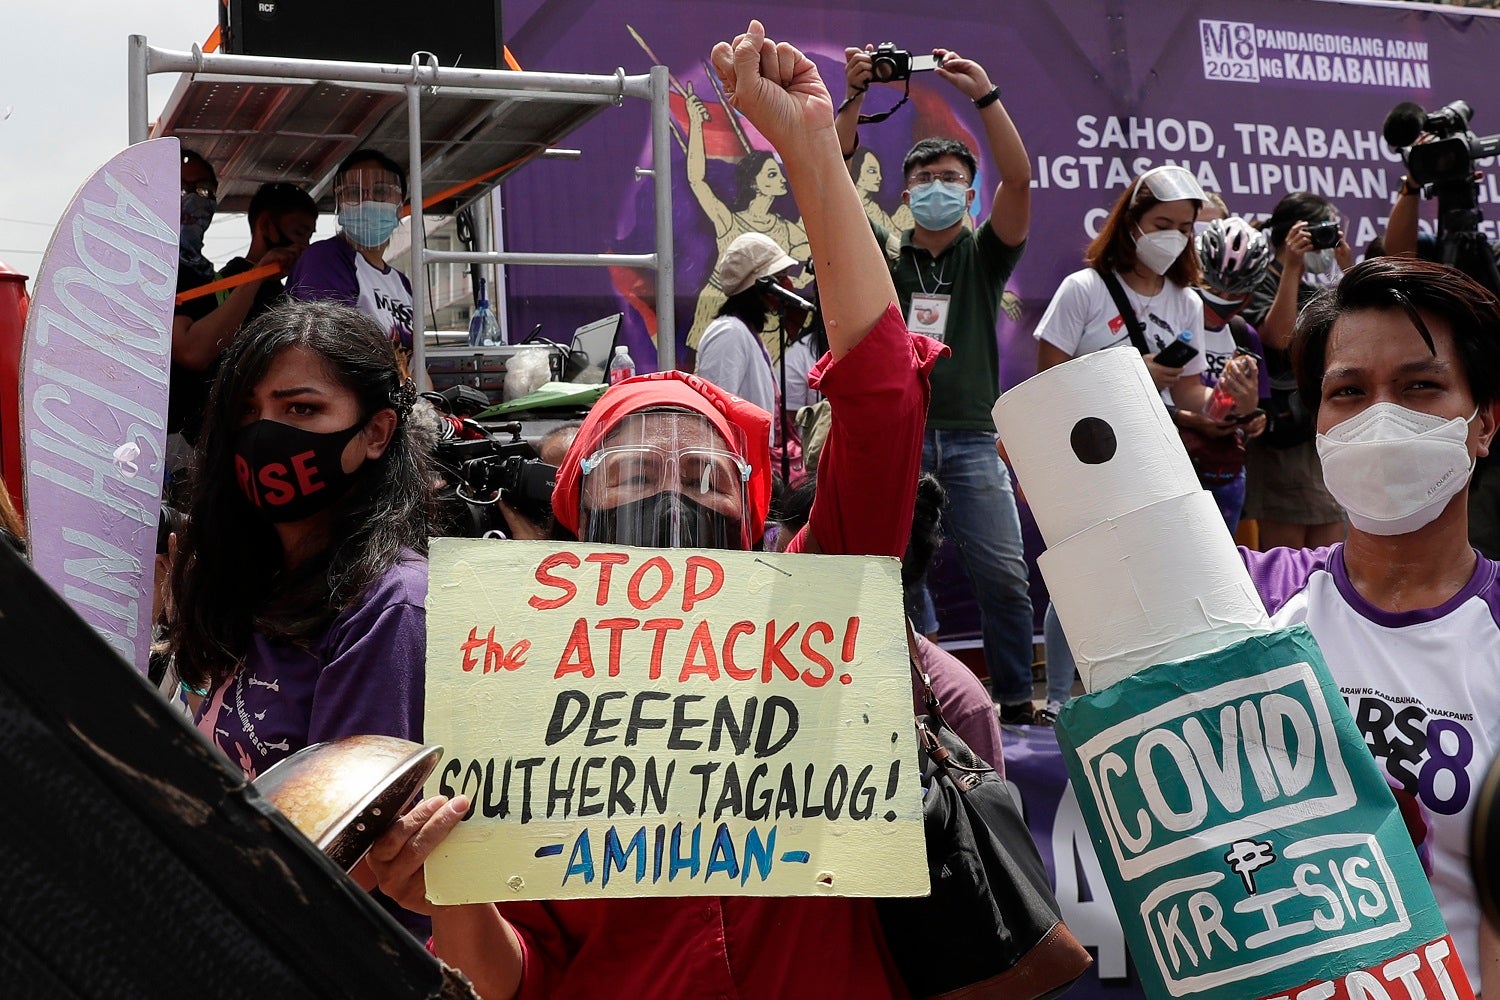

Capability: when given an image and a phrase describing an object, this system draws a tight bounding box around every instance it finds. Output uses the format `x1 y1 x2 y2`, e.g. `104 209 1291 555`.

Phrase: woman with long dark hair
174 297 431 746
171 299 433 929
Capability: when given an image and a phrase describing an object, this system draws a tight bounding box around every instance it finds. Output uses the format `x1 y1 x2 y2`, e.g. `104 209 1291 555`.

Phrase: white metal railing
127 37 677 371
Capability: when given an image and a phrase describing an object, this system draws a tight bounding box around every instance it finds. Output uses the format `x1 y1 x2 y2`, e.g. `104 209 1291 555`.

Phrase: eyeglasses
580 445 749 513
907 170 970 188
182 181 218 200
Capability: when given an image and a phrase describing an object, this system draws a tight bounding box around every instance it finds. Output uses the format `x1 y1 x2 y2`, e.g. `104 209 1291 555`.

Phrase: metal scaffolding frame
126 36 678 372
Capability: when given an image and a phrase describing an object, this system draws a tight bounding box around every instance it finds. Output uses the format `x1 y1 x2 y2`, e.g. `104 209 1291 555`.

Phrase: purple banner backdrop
21 138 178 674
1005 724 1146 998
497 0 1500 643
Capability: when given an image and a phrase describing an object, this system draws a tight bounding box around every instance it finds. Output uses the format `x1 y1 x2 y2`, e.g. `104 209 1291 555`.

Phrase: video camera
1382 97 1500 297
1384 99 1500 188
425 394 558 538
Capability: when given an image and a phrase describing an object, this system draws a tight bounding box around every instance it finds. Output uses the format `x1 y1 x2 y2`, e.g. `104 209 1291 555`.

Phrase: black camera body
471 455 558 522
1306 220 1341 251
431 419 557 538
1407 134 1500 188
1387 98 1500 188
870 42 939 83
1383 97 1500 299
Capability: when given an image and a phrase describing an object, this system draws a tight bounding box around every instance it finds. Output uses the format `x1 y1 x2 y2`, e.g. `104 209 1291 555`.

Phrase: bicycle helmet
1196 217 1272 295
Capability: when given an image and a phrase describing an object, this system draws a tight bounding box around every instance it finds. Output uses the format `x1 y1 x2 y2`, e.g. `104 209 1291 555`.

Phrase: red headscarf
551 371 773 540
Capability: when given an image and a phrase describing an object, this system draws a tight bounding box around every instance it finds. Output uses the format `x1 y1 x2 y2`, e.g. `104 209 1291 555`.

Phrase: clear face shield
335 166 405 249
1131 165 1208 207
578 410 753 550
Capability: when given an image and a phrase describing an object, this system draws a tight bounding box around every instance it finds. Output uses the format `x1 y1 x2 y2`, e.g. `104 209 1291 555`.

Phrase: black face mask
583 491 740 549
1197 288 1248 329
263 220 295 253
233 419 367 524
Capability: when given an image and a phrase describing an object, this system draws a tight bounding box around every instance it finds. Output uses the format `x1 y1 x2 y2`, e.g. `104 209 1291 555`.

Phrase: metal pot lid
254 735 444 871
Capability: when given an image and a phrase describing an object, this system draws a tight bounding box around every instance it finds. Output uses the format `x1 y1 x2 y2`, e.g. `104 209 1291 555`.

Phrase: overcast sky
0 2 337 277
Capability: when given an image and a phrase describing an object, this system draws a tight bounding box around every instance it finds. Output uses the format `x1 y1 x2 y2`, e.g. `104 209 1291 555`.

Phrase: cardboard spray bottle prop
993 347 1471 1000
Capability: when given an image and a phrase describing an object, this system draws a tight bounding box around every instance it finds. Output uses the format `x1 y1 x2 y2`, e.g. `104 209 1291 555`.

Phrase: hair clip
389 377 418 419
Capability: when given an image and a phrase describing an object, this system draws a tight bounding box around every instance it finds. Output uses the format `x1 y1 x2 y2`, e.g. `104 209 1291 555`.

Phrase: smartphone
1153 338 1200 369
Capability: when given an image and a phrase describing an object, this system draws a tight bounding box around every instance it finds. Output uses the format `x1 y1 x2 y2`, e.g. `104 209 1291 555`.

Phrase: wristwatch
973 86 1002 110
1398 175 1420 198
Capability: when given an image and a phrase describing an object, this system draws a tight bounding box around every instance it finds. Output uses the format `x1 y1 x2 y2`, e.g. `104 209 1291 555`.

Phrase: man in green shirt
836 45 1036 722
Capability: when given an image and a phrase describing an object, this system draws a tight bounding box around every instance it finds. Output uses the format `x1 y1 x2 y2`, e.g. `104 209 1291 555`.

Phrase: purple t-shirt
913 635 1006 776
1240 543 1500 990
195 552 427 779
286 236 415 357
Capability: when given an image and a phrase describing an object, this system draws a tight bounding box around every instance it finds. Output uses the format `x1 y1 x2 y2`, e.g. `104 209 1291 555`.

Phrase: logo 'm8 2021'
1200 20 1260 83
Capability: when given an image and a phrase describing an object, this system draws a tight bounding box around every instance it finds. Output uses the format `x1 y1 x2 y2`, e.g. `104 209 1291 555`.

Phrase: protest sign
422 537 927 903
21 137 177 674
1055 626 1469 1000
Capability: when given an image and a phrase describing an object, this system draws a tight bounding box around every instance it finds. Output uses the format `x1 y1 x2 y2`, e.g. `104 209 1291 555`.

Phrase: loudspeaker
220 0 505 71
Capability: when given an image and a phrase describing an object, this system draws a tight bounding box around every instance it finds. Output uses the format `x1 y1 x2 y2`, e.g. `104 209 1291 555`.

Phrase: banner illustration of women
682 85 809 355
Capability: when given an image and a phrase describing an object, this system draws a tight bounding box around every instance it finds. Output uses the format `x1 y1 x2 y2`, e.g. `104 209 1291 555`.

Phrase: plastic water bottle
468 278 500 347
608 345 636 385
1205 380 1237 421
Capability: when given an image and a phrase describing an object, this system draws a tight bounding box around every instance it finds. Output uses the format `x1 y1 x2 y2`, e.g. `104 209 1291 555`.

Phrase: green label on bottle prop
1054 625 1462 999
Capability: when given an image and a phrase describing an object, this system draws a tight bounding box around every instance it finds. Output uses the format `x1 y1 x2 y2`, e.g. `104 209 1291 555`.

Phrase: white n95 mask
1316 401 1478 536
1134 229 1189 276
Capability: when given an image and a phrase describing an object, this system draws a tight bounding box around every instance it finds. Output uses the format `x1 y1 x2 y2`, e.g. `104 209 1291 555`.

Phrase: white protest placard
423 537 928 903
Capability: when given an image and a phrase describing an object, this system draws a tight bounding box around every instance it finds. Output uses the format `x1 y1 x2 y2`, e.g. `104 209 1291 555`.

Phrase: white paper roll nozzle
993 346 1199 547
993 346 1270 689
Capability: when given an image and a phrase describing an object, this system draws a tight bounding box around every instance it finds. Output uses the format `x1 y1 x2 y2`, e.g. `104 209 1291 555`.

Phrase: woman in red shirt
365 20 944 999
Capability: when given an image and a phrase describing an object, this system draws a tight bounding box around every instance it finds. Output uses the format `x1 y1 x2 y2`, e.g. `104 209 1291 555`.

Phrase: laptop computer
570 313 624 383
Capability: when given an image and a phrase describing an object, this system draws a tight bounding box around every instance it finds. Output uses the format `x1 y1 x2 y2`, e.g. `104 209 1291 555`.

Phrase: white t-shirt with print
1034 268 1207 401
1246 544 1500 993
354 254 415 356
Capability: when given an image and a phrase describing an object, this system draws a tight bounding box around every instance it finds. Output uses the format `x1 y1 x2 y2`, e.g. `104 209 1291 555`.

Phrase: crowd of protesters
7 12 1500 998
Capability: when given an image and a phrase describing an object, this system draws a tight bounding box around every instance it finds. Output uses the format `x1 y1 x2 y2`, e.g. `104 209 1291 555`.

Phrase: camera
1381 97 1500 299
1407 131 1500 189
870 43 939 84
431 418 557 537
466 454 558 523
1385 98 1500 188
1306 220 1341 251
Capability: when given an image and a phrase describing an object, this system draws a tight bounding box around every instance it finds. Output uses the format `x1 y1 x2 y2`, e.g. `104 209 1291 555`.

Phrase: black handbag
878 662 1092 1000
1179 423 1247 487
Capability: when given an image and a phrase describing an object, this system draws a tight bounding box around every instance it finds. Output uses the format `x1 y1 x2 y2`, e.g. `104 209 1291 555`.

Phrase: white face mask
1304 248 1337 275
1316 401 1479 536
1134 228 1189 276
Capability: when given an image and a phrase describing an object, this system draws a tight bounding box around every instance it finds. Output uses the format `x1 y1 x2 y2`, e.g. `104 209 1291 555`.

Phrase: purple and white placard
21 137 179 674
